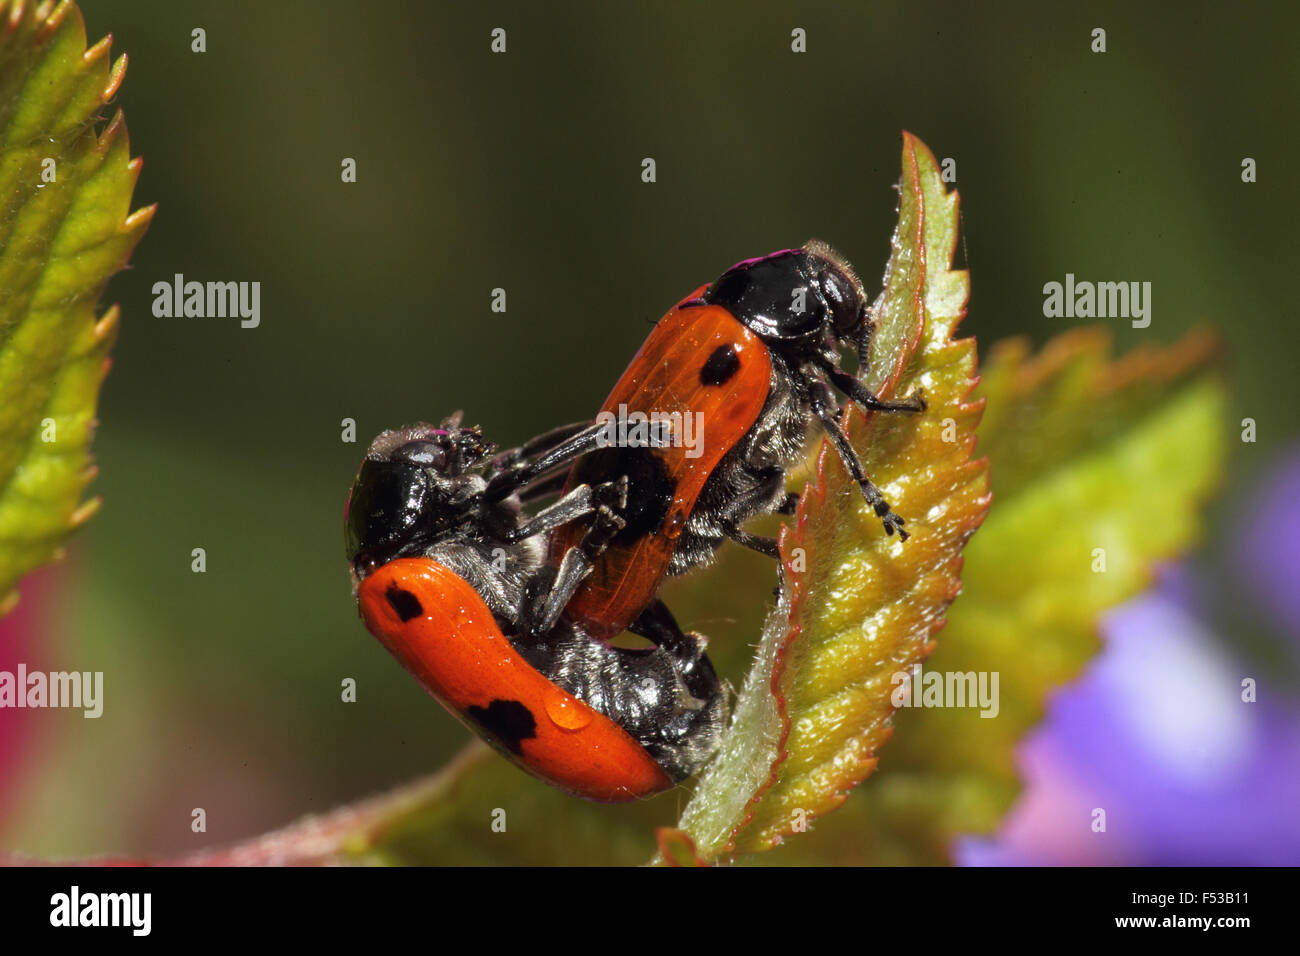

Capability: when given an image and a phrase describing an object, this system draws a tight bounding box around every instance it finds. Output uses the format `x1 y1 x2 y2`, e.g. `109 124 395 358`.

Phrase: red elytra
358 557 674 801
549 286 773 641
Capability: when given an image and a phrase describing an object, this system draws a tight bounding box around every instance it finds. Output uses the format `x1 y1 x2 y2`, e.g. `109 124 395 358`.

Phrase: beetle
545 240 925 642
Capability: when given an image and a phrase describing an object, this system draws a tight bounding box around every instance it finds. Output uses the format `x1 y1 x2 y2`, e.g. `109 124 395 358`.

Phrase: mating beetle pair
344 241 923 800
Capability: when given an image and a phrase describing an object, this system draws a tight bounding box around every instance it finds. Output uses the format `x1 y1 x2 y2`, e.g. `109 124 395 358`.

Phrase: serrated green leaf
669 132 989 861
749 327 1226 865
0 0 153 613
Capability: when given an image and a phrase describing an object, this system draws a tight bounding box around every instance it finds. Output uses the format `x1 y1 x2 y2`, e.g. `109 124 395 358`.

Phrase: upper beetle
547 240 925 642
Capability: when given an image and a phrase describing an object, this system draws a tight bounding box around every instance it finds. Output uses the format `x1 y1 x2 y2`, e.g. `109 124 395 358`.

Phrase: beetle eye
393 440 448 470
818 270 860 333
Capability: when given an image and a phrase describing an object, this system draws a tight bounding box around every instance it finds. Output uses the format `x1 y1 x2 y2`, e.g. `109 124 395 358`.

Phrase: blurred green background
2 0 1296 857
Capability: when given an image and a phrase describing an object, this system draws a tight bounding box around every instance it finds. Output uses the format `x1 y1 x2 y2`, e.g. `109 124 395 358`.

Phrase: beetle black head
701 240 869 346
803 239 869 340
344 415 492 578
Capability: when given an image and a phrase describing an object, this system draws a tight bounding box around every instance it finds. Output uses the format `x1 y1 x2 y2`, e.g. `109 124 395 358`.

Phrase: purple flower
958 450 1300 866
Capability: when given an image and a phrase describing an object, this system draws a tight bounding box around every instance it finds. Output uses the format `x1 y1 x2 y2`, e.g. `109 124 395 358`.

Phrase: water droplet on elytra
545 688 593 730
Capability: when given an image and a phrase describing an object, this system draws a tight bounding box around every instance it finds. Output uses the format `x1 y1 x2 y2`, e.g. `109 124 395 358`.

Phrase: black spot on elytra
466 699 537 755
385 584 423 622
699 344 740 386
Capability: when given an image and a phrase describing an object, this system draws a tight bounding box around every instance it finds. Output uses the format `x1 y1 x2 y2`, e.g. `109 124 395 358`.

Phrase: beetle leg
816 358 926 414
489 420 591 474
808 379 910 540
499 475 627 545
721 522 780 559
719 521 787 598
484 419 617 502
517 486 628 639
628 600 714 675
706 465 788 561
512 468 569 505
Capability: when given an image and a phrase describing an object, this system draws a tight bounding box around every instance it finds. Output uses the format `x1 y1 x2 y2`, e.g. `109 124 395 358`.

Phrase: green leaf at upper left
0 0 154 614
